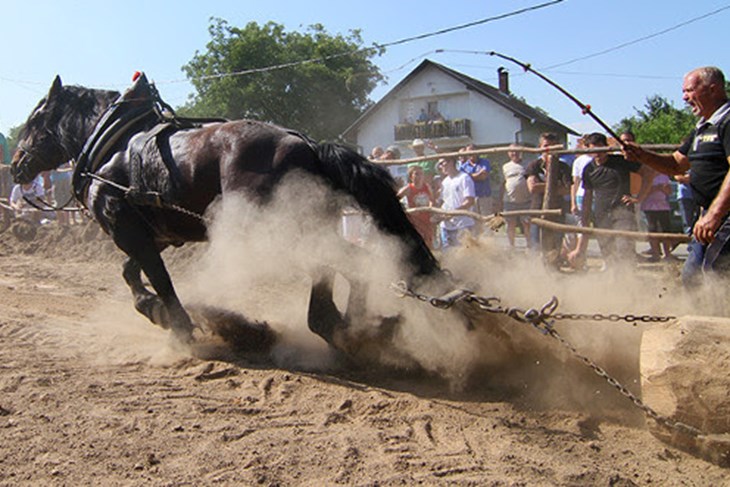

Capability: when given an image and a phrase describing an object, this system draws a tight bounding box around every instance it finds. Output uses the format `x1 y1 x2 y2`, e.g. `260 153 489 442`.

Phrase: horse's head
11 76 119 184
11 76 73 183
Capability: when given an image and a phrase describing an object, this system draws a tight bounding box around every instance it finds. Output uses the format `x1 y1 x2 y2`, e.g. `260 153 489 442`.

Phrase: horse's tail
313 142 440 277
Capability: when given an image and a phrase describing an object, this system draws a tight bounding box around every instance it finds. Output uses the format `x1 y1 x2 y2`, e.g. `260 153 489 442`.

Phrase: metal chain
84 172 208 223
390 281 703 438
552 311 676 324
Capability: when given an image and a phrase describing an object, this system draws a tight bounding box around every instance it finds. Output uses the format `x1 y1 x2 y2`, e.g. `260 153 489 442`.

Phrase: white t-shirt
501 161 530 204
9 176 45 207
440 172 475 230
571 154 593 197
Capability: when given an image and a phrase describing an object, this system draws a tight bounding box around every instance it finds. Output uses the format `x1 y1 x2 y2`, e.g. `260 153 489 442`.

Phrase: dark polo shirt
679 102 730 209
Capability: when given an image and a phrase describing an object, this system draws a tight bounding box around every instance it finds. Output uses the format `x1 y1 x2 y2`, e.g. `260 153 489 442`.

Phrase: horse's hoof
170 326 195 347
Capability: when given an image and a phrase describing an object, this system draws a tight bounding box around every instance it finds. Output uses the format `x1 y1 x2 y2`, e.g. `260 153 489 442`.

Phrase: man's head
619 131 635 144
539 132 559 150
683 66 728 119
411 138 425 156
439 157 458 176
383 145 401 160
585 132 608 164
507 143 522 162
370 146 384 159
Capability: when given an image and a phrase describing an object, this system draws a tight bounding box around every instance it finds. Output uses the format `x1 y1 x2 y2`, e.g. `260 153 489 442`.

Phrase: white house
341 59 577 177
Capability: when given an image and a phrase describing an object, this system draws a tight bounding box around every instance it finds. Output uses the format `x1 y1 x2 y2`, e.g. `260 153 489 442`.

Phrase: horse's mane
20 84 120 163
55 86 120 158
315 142 441 277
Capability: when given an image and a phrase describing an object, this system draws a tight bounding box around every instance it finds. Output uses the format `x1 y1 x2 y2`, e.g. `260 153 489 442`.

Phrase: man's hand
621 194 639 206
566 247 585 268
621 141 645 163
694 211 722 244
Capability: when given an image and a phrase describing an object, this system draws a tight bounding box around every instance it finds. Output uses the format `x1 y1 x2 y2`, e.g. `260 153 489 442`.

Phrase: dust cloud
175 172 480 384
82 168 719 412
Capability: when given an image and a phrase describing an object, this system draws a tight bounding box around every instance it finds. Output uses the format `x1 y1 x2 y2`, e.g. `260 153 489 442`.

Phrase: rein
22 194 79 212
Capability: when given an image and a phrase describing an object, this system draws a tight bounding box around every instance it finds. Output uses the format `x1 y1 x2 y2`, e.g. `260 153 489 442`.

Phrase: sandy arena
1 202 729 485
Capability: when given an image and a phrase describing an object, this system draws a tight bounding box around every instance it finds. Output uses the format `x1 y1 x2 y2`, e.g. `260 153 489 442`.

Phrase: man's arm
623 143 690 176
567 189 593 266
570 176 581 214
458 196 476 210
630 165 655 205
469 165 489 181
526 175 545 194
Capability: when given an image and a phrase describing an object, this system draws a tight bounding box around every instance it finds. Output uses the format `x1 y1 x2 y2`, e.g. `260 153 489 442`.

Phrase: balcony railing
394 119 471 141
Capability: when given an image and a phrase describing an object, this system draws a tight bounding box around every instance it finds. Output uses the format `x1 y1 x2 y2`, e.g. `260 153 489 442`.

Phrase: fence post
540 154 563 267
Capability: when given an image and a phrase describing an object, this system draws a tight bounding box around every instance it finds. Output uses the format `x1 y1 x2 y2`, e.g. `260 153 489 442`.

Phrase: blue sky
2 0 729 139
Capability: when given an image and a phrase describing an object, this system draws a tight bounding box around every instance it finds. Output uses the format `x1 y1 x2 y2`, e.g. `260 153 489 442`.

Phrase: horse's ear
48 75 63 100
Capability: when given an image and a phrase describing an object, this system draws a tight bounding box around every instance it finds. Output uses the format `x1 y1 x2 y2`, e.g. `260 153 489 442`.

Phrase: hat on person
411 138 425 148
385 145 401 158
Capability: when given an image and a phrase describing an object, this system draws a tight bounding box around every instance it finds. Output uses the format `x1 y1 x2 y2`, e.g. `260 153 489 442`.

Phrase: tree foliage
613 95 696 144
6 124 24 155
180 19 384 141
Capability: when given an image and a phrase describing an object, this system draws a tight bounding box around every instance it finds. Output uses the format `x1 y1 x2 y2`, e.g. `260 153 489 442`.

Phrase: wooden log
531 218 691 243
640 316 730 466
369 144 679 166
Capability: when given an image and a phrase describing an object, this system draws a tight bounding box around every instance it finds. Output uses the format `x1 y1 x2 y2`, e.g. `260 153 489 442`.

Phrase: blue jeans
682 216 730 285
440 226 470 249
678 197 699 235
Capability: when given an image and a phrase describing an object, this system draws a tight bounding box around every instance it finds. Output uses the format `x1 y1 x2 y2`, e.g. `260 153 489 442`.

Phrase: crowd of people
366 65 730 287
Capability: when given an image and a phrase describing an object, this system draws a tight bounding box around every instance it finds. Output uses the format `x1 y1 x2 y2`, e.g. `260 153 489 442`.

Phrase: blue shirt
459 158 491 197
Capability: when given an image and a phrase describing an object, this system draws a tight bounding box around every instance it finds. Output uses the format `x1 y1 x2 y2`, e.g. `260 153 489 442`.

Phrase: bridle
13 127 71 182
13 127 78 211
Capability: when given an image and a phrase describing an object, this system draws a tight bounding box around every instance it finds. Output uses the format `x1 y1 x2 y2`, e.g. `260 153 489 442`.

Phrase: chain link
391 281 702 439
552 311 676 323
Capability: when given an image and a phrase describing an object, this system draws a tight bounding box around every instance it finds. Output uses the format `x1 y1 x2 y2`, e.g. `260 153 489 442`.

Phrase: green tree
6 124 24 156
181 19 383 141
613 95 696 144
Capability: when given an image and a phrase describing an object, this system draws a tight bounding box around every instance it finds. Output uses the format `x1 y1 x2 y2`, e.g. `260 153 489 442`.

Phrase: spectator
567 132 653 268
51 162 74 225
570 135 592 217
641 169 676 261
499 146 531 247
369 146 384 160
381 145 400 160
674 171 698 235
525 132 573 249
397 165 436 249
458 144 492 218
9 175 45 223
438 157 475 249
408 138 438 190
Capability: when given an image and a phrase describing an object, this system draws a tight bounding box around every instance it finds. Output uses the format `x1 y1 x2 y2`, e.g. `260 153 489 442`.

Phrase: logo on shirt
693 132 719 151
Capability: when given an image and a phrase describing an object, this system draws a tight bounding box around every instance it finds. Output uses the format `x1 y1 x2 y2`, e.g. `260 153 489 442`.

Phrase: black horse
11 74 442 346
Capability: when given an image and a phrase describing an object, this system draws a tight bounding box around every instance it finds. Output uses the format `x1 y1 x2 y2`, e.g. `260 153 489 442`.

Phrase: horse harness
72 73 318 224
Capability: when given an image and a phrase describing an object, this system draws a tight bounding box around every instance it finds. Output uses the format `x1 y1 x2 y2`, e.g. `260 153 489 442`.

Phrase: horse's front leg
112 223 195 343
133 247 194 343
122 257 170 328
307 267 347 344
